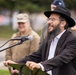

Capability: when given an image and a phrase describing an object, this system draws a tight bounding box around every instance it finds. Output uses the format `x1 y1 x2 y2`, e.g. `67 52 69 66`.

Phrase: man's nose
47 20 53 24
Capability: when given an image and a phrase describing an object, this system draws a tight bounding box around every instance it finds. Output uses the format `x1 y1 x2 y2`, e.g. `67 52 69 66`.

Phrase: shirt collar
56 30 66 39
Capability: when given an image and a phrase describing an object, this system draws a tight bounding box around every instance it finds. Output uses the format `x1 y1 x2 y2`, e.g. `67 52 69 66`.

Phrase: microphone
0 35 33 52
11 35 33 42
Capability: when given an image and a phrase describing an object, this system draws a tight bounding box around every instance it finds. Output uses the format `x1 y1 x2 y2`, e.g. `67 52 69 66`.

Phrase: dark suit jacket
18 30 76 75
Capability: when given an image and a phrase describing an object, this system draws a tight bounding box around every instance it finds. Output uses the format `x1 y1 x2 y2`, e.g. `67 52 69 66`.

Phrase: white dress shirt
39 30 66 75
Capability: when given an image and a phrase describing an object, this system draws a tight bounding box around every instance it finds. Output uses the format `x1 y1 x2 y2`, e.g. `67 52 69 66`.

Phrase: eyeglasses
47 18 59 21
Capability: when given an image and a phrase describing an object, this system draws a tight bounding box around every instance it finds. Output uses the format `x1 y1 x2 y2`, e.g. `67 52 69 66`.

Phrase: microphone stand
0 39 24 52
0 39 27 75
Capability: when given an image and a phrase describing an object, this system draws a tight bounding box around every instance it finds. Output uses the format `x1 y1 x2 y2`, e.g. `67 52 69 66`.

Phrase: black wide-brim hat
44 6 75 27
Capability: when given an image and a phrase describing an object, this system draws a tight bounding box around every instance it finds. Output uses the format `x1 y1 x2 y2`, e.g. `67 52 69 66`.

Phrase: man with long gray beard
40 0 65 45
4 6 76 75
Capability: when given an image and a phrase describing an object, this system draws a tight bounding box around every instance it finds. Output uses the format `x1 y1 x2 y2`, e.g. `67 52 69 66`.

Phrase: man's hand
3 60 17 67
26 61 41 70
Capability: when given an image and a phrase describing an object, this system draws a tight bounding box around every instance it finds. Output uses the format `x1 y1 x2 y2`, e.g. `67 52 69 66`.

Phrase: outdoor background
0 0 76 75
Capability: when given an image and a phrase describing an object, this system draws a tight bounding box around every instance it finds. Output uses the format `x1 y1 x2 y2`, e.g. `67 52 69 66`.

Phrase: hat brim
17 20 28 23
44 11 75 27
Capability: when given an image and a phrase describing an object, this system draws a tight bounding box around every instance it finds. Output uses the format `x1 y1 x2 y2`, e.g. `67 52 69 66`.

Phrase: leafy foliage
0 0 76 13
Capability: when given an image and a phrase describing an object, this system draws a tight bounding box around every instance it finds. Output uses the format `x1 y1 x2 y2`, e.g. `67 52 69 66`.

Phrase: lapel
45 30 71 59
45 39 52 59
54 30 70 56
45 34 55 59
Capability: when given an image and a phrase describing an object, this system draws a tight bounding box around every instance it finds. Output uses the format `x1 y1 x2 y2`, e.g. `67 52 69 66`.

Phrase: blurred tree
0 0 76 13
65 0 76 10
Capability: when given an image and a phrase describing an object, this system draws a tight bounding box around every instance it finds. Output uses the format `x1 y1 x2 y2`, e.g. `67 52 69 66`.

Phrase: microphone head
28 35 33 41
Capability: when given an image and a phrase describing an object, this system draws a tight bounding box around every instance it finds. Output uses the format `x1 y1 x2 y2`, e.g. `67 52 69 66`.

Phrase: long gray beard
48 24 61 40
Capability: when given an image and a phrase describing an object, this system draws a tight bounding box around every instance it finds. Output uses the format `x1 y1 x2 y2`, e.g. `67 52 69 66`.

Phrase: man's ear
61 20 66 28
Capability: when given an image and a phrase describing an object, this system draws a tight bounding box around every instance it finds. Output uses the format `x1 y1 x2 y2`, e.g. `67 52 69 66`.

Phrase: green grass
0 70 10 75
0 25 17 39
